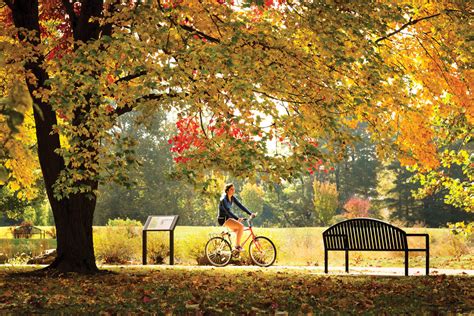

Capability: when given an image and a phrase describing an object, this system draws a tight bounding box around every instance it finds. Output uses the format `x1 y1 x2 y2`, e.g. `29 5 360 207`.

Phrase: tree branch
178 23 220 44
115 71 147 84
198 0 224 39
113 92 181 116
198 109 209 139
156 0 220 43
375 13 442 44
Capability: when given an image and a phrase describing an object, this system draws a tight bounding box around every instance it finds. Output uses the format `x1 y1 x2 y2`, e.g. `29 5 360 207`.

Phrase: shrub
343 197 371 219
107 217 142 238
94 227 140 264
180 233 210 265
147 235 169 264
446 222 473 258
445 234 470 259
107 217 142 227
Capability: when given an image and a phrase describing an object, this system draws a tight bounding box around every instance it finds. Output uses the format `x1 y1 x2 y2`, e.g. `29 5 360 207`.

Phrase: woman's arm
232 197 252 215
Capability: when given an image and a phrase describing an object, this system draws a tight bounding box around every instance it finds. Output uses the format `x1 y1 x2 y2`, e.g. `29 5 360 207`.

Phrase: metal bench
323 218 429 276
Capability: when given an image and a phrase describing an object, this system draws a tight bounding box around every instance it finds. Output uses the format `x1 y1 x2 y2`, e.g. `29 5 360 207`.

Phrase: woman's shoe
231 245 243 257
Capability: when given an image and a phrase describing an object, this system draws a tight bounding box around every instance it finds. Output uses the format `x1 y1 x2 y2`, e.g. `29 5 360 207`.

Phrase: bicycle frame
223 219 258 249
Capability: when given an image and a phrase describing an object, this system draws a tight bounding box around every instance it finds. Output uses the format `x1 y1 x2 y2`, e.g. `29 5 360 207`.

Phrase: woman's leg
223 219 244 247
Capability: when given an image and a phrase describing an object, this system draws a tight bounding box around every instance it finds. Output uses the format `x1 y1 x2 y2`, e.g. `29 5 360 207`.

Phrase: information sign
144 216 179 231
142 215 179 265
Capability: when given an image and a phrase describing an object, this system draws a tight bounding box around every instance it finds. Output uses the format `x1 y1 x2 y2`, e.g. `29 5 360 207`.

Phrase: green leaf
0 166 9 184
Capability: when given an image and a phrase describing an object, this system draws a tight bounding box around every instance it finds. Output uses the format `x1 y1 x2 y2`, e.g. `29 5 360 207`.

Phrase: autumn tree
371 2 473 211
312 180 338 226
343 197 371 219
1 0 471 273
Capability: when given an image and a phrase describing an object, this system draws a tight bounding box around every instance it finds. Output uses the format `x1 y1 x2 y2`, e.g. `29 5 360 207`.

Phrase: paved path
1 264 472 276
271 266 474 276
96 264 474 276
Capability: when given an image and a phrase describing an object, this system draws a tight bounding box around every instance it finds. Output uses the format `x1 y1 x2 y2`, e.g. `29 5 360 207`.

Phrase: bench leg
404 250 408 276
426 236 430 275
345 250 349 273
426 249 429 275
324 249 328 273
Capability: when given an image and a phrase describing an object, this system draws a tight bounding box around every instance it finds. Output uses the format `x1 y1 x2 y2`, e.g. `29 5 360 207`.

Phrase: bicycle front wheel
249 236 276 267
205 237 232 267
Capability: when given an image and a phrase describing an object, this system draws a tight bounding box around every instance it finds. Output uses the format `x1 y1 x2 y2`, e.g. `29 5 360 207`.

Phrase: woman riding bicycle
218 183 255 252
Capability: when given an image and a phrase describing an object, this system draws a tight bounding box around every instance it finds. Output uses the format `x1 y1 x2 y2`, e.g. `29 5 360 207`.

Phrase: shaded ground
0 266 473 314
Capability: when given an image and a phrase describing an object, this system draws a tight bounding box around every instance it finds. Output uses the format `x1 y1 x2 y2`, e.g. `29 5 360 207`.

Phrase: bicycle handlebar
242 213 257 221
242 213 257 226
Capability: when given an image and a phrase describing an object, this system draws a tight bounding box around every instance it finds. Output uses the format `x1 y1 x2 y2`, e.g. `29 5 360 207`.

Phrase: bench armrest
406 233 429 237
406 233 429 251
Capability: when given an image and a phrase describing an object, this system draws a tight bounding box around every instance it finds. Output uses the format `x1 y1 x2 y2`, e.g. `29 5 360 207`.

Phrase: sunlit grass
0 226 472 269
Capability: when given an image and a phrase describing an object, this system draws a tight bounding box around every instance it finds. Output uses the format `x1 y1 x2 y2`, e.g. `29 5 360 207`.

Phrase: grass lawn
0 266 472 314
1 225 473 270
2 225 473 269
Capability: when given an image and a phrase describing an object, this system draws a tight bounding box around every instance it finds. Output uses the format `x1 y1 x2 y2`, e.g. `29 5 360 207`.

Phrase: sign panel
143 215 179 231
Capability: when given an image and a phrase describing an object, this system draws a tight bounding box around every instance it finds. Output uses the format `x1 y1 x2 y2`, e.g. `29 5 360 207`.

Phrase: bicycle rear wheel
205 237 232 267
249 236 276 267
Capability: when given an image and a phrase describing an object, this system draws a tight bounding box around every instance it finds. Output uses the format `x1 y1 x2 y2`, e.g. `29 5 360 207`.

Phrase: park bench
323 218 429 276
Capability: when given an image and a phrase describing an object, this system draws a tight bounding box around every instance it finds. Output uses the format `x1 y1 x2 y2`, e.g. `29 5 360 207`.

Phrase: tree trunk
9 0 102 274
48 194 99 273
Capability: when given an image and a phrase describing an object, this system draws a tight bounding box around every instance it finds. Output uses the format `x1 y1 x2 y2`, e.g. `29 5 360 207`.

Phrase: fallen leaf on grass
185 302 200 310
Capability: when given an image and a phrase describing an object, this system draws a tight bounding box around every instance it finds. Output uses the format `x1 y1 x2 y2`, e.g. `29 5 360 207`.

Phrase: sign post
142 215 179 265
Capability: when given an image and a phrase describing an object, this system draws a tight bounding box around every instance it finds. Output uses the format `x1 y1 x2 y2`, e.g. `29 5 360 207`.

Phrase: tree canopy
0 0 472 272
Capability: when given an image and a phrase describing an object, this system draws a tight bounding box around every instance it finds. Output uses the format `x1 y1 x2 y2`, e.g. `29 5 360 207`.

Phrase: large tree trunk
9 0 102 274
48 194 99 273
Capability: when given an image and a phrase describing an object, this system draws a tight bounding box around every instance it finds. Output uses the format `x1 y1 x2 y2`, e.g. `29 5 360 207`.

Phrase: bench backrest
323 218 408 250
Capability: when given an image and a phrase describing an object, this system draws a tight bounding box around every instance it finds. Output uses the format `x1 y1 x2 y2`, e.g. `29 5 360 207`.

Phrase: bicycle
205 216 277 267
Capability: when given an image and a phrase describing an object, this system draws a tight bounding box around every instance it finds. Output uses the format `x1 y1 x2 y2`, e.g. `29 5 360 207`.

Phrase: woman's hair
224 183 234 193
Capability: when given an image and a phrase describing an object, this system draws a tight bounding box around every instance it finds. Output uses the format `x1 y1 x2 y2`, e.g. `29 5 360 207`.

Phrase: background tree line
2 113 471 228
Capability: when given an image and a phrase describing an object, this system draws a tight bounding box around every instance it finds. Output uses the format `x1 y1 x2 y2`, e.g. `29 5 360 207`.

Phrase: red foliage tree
343 197 371 219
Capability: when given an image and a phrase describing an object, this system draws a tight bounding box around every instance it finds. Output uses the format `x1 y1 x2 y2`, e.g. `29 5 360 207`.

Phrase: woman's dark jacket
218 194 252 222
